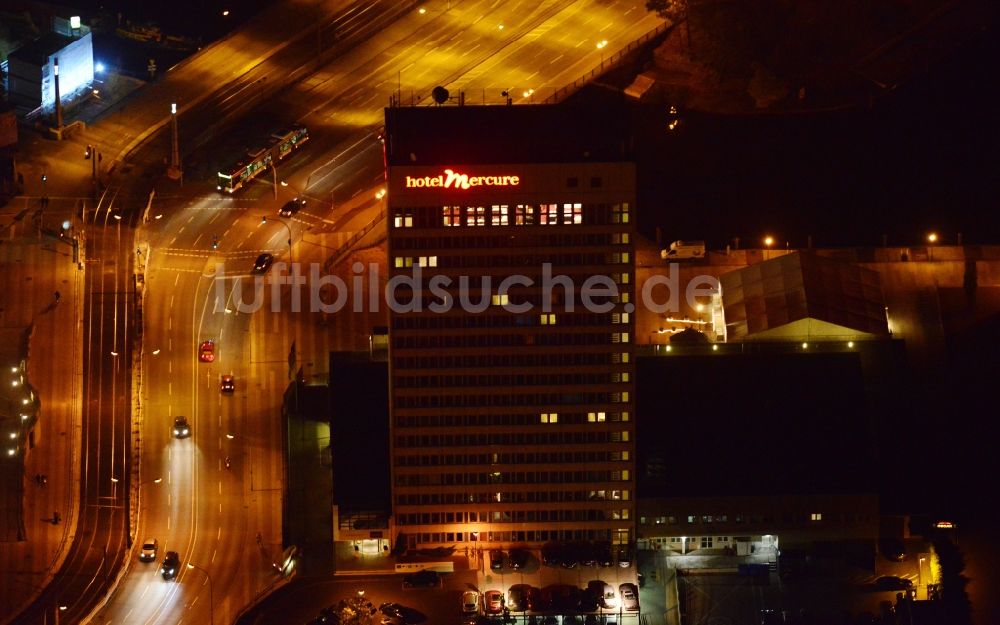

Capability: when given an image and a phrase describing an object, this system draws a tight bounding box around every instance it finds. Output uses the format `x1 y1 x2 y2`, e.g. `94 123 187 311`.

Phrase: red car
484 590 504 614
199 340 216 362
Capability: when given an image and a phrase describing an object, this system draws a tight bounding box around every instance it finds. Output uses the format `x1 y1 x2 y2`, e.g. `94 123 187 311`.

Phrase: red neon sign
405 169 520 190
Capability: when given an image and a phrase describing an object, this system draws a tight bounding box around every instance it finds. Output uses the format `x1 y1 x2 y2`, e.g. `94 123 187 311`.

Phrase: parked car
161 551 180 580
489 549 507 571
616 544 633 568
484 590 504 614
875 576 913 591
541 542 563 567
252 252 274 275
220 374 235 393
507 584 531 611
402 570 439 588
542 584 581 611
579 585 601 612
599 583 618 609
279 197 306 217
139 538 158 562
461 590 481 614
576 542 598 567
509 548 530 570
619 583 639 611
172 416 190 438
199 339 216 362
379 603 405 619
558 543 583 569
595 542 614 567
525 586 548 612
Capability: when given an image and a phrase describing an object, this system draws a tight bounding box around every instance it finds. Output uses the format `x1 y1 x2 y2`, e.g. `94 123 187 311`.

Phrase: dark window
567 177 579 188
590 177 602 188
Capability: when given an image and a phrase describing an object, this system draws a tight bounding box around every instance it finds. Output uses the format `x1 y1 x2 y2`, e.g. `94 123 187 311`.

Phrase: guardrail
543 21 671 104
321 207 386 275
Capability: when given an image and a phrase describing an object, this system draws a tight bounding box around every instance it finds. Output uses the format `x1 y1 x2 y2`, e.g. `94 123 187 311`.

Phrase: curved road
12 1 663 624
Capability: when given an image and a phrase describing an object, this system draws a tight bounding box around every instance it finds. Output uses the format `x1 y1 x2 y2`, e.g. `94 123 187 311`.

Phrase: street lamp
186 563 214 625
168 103 182 182
763 236 774 260
927 232 938 261
261 216 293 263
50 605 67 625
596 39 608 65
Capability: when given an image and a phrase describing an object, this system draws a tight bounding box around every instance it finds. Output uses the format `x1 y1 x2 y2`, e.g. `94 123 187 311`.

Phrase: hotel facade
384 104 637 550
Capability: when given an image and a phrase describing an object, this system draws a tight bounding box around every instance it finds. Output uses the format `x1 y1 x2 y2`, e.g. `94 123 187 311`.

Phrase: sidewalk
0 214 84 624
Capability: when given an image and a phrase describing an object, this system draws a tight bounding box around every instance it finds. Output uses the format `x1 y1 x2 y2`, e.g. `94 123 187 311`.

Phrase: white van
661 240 706 261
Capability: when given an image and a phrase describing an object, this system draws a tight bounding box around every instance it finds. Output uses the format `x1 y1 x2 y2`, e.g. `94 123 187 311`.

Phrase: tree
646 0 692 51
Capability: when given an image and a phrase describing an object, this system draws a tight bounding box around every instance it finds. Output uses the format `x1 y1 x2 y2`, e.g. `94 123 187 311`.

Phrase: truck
661 240 706 261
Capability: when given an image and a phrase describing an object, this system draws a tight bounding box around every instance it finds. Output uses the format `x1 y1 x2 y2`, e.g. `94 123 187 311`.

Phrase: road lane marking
170 295 175 308
174 274 180 287
212 549 217 563
218 526 222 539
168 382 172 395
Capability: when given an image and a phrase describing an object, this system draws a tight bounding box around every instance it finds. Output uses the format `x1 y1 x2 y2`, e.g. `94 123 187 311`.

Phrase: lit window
394 257 404 268
515 204 535 225
621 372 629 382
393 214 413 228
491 294 510 306
612 203 629 224
621 451 629 461
811 513 822 521
621 411 629 421
442 206 462 226
540 413 558 424
561 203 582 224
540 204 559 225
621 470 629 480
687 516 695 523
491 205 509 226
540 313 556 325
588 411 606 423
621 352 629 363
416 256 437 268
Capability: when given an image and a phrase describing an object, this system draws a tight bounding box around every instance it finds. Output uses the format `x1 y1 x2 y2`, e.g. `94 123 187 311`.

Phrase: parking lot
471 547 643 623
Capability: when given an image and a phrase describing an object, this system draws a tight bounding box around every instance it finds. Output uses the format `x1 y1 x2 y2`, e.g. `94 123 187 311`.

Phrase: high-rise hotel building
384 102 635 550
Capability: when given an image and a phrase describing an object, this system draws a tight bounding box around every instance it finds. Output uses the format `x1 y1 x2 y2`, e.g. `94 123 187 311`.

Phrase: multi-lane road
8 1 666 624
